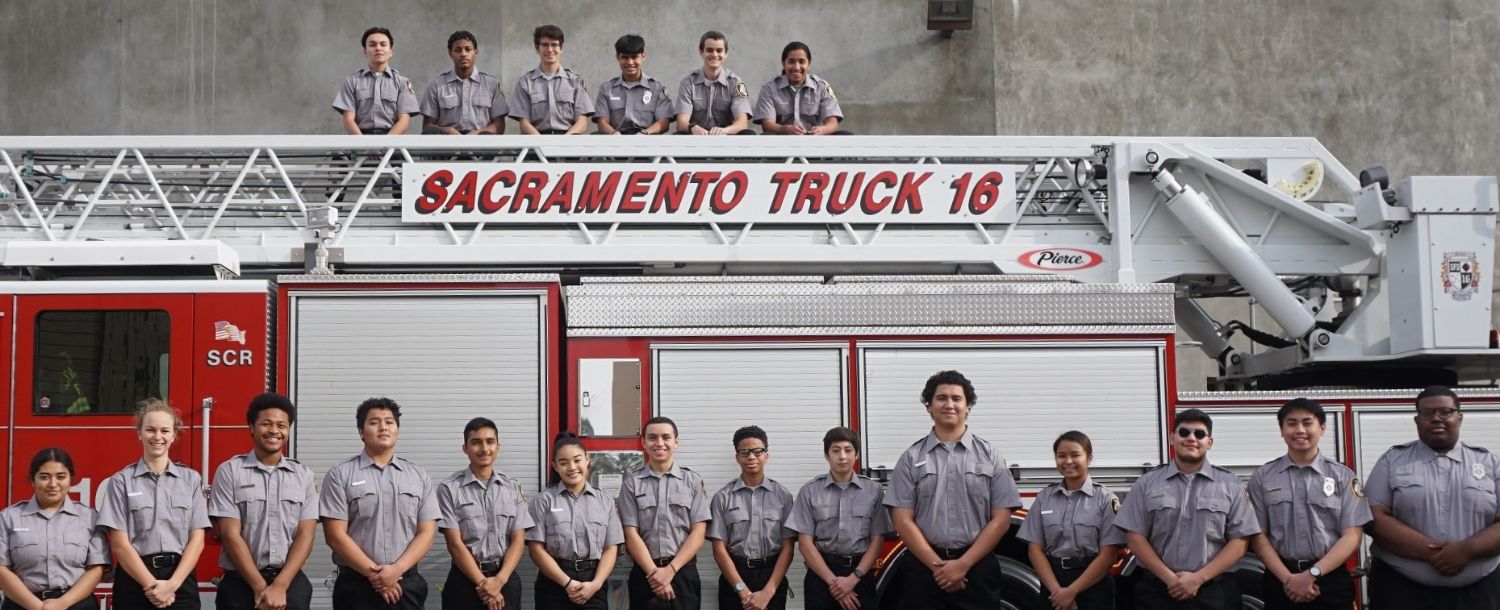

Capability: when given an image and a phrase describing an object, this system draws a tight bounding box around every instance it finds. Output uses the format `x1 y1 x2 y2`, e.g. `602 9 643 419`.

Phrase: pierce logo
1018 248 1103 271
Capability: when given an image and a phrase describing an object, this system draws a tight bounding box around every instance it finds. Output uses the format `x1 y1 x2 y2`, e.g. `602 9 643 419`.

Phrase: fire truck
0 135 1494 609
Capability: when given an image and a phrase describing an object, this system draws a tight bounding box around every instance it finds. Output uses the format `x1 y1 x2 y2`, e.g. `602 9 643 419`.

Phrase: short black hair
822 426 859 455
463 417 497 442
699 31 727 51
732 425 767 449
362 27 394 47
553 430 585 455
1277 398 1326 425
356 397 401 428
642 416 678 437
448 30 477 51
615 34 645 56
246 393 296 428
921 370 978 406
1053 430 1093 455
1416 385 1461 409
781 41 812 63
29 448 74 480
1175 408 1214 435
534 24 564 46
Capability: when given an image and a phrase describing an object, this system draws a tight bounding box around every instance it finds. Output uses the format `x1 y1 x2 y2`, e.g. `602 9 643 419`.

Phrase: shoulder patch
1350 477 1365 499
736 82 748 98
1109 495 1121 515
517 481 526 503
404 79 414 94
825 85 836 99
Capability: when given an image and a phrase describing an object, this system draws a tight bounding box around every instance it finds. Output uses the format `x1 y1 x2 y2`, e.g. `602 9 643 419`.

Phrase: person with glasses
1246 399 1371 610
884 370 1022 610
617 416 711 610
1365 385 1500 609
708 426 795 610
1114 408 1260 609
786 427 890 610
508 25 594 135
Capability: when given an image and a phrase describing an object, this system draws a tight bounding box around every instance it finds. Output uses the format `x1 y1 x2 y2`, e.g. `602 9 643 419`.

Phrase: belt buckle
38 589 65 600
569 559 593 572
1056 557 1076 570
743 556 765 569
150 554 174 569
1295 559 1314 573
479 560 502 575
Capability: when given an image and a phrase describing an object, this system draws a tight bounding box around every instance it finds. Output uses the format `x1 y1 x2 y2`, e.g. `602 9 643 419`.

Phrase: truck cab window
33 310 170 415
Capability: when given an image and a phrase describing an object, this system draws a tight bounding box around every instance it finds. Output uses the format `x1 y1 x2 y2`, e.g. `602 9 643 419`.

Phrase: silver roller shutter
290 293 547 609
1355 406 1500 479
861 343 1166 484
1201 409 1341 476
655 346 848 610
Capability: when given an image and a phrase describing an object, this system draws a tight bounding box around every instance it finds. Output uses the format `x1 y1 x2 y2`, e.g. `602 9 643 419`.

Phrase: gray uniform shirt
332 67 420 131
785 473 892 556
1114 461 1261 573
96 460 212 556
526 483 625 561
616 463 711 560
508 67 595 132
707 477 794 560
675 68 752 129
594 74 674 132
420 70 507 132
208 453 319 571
1248 453 1372 562
318 453 440 567
436 469 534 564
752 73 843 129
1017 478 1126 559
883 429 1023 549
1367 440 1500 587
0 498 109 591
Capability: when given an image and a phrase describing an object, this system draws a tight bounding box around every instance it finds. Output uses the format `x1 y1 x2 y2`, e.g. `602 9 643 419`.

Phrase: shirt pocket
440 93 461 111
457 500 487 544
963 464 993 508
1463 474 1496 517
1310 489 1343 532
396 486 422 518
667 485 695 523
349 485 379 521
1197 493 1230 543
633 490 659 524
128 491 156 532
1070 506 1104 553
235 484 267 527
724 507 751 545
1263 487 1294 541
915 465 939 501
554 82 578 115
544 508 574 553
1390 471 1425 515
10 528 42 564
280 486 307 522
170 493 194 532
1144 492 1179 535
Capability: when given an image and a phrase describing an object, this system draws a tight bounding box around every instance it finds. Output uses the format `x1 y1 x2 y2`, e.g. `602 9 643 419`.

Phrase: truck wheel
996 555 1048 610
1241 595 1265 610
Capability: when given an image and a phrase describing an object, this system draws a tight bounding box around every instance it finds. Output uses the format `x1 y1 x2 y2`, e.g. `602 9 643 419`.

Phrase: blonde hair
134 398 184 431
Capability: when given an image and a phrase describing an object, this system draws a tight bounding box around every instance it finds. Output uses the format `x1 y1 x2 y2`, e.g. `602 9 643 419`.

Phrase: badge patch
1441 251 1481 301
1475 463 1487 480
736 82 749 98
642 91 652 104
1323 477 1336 497
404 80 414 94
1110 496 1120 514
1350 478 1365 499
826 85 836 99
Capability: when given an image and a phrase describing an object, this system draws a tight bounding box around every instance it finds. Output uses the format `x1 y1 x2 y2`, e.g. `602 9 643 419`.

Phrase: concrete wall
2 0 1497 390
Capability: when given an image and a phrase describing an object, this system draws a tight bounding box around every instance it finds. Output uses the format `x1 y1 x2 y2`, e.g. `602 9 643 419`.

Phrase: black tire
874 550 1048 610
1241 594 1266 610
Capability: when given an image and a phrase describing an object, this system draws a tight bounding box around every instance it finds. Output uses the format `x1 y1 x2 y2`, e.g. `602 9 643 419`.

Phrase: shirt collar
729 476 773 493
239 451 293 471
358 452 404 471
774 73 816 91
1413 440 1464 463
822 472 865 489
637 462 683 479
1270 453 1328 476
131 459 183 478
695 68 731 86
1165 460 1216 481
19 497 79 517
360 66 397 78
443 70 481 84
920 428 975 454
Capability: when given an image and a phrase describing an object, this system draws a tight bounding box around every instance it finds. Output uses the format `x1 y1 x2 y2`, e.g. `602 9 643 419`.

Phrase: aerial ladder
0 135 1493 388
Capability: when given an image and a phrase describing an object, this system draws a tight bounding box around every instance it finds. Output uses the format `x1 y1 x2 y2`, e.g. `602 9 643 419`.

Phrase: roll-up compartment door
1192 409 1341 476
861 343 1166 486
1356 406 1500 479
656 346 848 610
291 294 546 609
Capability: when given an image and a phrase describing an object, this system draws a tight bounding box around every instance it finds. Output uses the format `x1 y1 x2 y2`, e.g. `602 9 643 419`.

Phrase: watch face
1309 567 1322 577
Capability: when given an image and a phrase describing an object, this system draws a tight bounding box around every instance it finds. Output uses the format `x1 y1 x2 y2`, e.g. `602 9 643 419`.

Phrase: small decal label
1323 477 1336 497
1441 252 1480 301
1018 248 1104 272
1475 463 1487 480
351 480 367 487
214 321 247 344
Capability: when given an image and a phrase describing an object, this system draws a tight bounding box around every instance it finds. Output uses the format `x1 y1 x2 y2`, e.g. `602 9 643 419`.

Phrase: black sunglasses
1176 427 1208 440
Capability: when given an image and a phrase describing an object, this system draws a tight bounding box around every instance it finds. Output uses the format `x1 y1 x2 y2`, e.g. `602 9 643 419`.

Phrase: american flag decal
214 321 246 344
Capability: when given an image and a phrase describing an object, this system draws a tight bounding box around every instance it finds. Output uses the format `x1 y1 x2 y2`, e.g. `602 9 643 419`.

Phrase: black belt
820 552 860 568
1281 558 1319 573
144 552 181 569
652 557 695 568
933 546 971 560
227 566 285 580
1049 555 1096 571
362 128 390 135
559 558 600 572
538 129 568 135
732 554 774 570
477 560 502 576
36 588 67 600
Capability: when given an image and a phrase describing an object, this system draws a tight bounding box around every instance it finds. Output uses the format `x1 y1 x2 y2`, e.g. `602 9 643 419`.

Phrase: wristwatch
734 582 747 593
853 568 866 579
1308 566 1323 578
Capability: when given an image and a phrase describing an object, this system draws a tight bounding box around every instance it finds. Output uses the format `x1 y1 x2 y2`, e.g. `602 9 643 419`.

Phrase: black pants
896 551 1002 610
1043 565 1115 610
1133 572 1238 610
1369 559 1500 610
716 556 787 610
443 565 521 610
114 559 200 610
804 554 875 610
1260 563 1353 610
216 569 313 610
536 561 608 610
1 598 97 610
332 567 428 610
628 561 701 610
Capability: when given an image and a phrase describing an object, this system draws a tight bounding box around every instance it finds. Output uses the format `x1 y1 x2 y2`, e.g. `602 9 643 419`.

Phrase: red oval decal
1017 248 1103 271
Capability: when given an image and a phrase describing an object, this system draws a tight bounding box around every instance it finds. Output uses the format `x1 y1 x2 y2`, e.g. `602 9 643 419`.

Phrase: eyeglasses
735 448 768 458
1417 407 1460 421
1176 427 1209 440
537 42 562 49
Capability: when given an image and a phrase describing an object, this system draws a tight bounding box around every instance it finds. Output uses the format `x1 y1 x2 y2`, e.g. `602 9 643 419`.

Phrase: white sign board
403 162 1022 224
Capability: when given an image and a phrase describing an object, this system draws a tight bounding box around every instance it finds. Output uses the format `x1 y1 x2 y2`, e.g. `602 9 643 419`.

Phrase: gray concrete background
2 0 1496 389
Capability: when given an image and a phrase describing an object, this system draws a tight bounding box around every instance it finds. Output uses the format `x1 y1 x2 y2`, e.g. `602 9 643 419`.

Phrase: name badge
1040 510 1054 515
127 492 144 497
1323 477 1336 497
551 507 565 512
351 480 367 487
12 528 29 532
913 460 928 468
1475 463 1487 480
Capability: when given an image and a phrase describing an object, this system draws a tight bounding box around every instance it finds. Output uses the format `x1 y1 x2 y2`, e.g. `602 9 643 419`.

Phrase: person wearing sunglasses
1114 408 1259 609
708 426 795 610
885 370 1022 610
1365 385 1500 609
1246 399 1371 610
617 416 711 610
